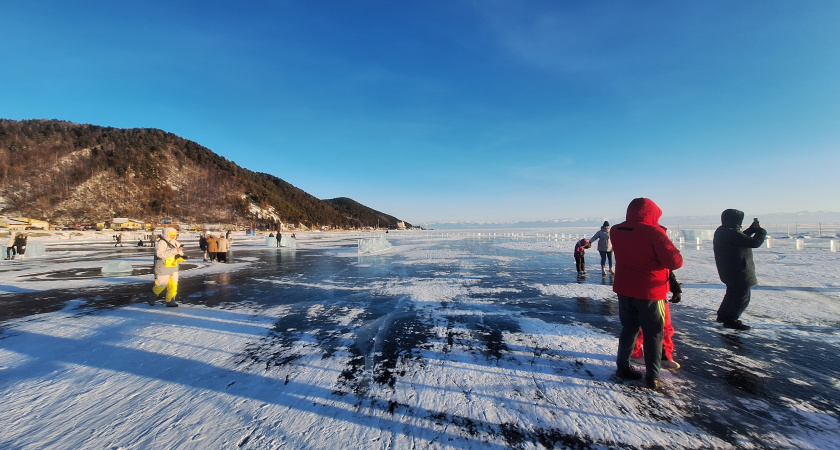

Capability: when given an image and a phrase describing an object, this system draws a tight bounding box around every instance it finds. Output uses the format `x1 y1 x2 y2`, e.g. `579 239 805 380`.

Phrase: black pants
717 285 751 322
6 246 15 259
599 250 613 268
617 295 665 380
575 256 585 272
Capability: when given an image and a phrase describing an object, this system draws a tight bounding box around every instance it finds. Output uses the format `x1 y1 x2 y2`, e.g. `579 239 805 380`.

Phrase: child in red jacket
632 270 682 369
574 238 591 274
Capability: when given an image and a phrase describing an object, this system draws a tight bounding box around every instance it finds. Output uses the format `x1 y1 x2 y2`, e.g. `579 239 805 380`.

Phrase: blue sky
2 1 838 224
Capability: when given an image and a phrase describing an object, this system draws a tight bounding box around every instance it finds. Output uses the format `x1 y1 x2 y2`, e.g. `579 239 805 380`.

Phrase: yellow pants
152 272 179 302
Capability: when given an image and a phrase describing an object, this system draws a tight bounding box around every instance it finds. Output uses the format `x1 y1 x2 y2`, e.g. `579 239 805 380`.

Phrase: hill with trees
0 119 409 230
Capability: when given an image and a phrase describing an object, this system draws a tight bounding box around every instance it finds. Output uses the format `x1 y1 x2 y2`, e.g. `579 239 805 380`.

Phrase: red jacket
611 198 683 301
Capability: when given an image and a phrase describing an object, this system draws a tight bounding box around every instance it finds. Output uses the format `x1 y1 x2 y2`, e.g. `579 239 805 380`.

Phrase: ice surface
264 235 297 248
358 234 392 254
23 242 46 257
100 260 133 273
1 229 839 449
280 235 296 248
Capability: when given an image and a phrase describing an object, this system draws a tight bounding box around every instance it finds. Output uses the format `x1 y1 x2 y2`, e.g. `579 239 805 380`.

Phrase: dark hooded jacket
611 198 683 300
713 209 766 287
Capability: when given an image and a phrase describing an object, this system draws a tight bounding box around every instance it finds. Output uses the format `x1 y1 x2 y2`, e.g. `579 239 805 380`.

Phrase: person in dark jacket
199 233 208 261
14 233 27 259
612 198 683 390
713 209 766 330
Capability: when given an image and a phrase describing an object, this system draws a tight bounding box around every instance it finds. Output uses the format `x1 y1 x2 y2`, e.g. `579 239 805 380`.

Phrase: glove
669 292 681 304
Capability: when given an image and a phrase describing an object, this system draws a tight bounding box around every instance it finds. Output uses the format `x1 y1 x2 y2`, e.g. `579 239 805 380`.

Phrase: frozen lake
1 230 839 449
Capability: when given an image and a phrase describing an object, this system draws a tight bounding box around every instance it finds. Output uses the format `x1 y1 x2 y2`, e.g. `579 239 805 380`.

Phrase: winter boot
615 366 643 380
722 320 750 331
165 300 179 307
661 359 681 370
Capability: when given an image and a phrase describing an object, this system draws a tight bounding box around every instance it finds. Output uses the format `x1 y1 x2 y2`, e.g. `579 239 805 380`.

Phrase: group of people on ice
5 231 27 260
575 198 766 390
140 197 768 392
574 221 614 276
198 231 231 263
147 229 235 308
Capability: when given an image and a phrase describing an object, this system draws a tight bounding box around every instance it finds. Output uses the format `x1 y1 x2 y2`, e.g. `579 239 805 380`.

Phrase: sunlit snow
1 229 838 449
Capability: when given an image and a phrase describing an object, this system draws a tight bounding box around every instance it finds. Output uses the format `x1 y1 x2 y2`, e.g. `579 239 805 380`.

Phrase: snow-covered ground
1 229 838 449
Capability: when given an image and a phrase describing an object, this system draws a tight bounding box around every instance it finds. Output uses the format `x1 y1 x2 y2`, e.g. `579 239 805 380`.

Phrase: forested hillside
0 119 409 229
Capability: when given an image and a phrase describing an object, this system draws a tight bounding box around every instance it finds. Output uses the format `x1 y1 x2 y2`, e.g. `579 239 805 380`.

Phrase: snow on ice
0 229 839 449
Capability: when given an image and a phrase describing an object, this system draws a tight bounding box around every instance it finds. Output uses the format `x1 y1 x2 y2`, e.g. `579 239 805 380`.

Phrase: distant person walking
589 221 614 275
713 209 767 330
276 232 282 248
6 231 16 260
216 234 229 263
199 233 209 261
611 198 683 390
207 234 218 262
148 227 186 307
115 233 123 247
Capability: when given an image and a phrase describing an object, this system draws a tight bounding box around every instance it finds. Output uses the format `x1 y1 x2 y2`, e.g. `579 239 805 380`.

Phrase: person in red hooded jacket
611 198 683 390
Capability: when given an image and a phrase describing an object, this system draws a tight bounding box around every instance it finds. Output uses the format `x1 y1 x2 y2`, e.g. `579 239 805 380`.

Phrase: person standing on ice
216 233 229 263
148 227 186 307
207 233 218 262
5 231 16 260
611 198 683 390
574 238 590 274
631 269 682 370
713 209 766 331
199 232 208 261
13 233 27 259
589 221 614 275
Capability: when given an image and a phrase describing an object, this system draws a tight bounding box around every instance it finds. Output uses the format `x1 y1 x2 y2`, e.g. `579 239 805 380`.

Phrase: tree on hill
0 119 407 229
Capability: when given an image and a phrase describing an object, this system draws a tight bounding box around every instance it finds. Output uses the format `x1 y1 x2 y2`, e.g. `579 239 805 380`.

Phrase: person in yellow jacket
148 227 187 307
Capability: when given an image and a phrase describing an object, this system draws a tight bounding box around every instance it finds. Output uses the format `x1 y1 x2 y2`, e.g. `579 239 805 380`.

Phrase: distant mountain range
421 211 840 230
0 119 409 229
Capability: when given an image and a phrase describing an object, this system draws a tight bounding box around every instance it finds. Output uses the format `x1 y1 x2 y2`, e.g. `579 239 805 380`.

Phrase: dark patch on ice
26 264 205 280
471 315 520 361
334 303 434 396
371 311 432 387
514 294 618 336
236 306 313 370
0 283 155 321
665 307 840 448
